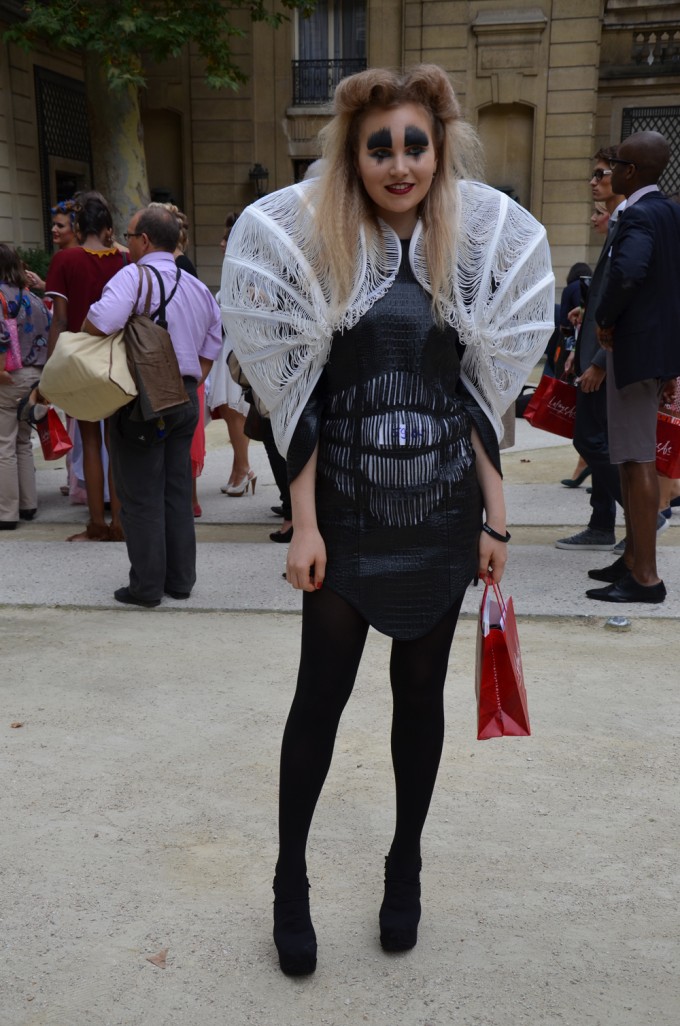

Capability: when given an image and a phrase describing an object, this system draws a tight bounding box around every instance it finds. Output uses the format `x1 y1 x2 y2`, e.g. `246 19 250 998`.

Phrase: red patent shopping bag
475 581 530 740
523 375 576 439
657 381 680 479
35 407 73 461
656 412 680 480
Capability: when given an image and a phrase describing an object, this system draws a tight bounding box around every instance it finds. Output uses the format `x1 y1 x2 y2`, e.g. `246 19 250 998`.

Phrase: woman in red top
45 195 126 541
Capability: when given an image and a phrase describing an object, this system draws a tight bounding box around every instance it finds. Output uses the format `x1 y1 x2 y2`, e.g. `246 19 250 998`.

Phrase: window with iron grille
34 66 93 249
622 107 680 196
293 0 366 105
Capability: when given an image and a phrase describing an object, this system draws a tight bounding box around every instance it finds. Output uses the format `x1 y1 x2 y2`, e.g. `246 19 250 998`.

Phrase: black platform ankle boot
379 853 422 952
273 874 317 976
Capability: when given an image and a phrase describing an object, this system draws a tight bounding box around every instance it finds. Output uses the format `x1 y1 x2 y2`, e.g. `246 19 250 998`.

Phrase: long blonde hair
312 65 484 323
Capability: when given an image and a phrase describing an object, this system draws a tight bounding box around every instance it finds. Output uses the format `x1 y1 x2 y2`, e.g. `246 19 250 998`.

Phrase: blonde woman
222 65 553 975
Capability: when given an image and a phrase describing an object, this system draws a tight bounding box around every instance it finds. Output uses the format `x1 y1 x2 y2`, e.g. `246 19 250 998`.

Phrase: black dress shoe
586 573 666 604
164 589 191 600
270 526 293 543
587 555 629 583
0 521 18 530
271 505 285 517
19 508 37 521
114 587 161 608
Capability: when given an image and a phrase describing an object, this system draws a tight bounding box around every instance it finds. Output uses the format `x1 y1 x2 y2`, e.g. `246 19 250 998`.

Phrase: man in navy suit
555 146 625 553
587 131 680 603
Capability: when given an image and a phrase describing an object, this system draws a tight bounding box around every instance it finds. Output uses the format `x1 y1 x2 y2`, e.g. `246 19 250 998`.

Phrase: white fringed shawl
220 178 554 456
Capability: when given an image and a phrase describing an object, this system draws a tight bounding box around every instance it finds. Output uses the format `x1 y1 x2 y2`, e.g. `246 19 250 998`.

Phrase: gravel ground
2 607 679 1026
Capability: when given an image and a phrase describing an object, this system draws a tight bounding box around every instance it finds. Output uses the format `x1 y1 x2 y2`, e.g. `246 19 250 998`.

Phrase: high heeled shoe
379 853 422 952
273 875 317 976
220 470 256 497
560 467 591 488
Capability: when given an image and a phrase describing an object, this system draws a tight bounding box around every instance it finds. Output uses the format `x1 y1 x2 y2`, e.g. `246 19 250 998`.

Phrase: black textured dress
289 242 496 641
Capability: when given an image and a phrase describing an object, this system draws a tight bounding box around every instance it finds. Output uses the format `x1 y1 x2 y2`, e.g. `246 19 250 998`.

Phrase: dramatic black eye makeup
366 128 392 150
405 126 429 148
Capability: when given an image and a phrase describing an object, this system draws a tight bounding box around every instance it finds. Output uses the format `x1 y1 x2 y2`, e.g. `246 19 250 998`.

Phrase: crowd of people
549 140 680 601
0 194 294 537
1 62 679 976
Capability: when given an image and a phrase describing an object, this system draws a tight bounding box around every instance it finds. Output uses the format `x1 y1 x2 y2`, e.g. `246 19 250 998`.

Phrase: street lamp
249 163 269 198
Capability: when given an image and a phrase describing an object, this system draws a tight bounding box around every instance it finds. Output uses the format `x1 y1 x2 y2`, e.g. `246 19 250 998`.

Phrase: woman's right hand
286 526 326 592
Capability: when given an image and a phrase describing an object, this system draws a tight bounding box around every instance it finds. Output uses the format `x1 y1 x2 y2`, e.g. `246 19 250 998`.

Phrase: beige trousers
0 366 41 523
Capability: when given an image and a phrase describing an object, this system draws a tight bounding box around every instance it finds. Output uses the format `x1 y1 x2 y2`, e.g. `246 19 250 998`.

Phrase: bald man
587 131 680 603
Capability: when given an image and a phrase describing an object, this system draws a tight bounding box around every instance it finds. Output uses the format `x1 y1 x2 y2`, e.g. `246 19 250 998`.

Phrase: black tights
276 586 463 879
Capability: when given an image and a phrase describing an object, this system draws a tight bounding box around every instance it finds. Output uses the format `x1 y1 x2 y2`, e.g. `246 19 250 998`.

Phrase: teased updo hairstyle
313 64 484 323
0 243 27 288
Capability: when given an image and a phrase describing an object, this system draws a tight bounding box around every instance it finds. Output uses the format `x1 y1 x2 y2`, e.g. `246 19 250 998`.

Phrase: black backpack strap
146 264 181 329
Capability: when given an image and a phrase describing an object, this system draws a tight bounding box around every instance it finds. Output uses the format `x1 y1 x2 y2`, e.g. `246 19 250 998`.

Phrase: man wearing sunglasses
556 147 626 553
586 131 680 603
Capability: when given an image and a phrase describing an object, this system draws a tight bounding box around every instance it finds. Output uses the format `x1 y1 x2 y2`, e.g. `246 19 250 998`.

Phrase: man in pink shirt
84 205 222 607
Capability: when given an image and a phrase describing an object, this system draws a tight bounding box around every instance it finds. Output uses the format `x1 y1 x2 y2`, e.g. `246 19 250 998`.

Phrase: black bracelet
482 523 511 543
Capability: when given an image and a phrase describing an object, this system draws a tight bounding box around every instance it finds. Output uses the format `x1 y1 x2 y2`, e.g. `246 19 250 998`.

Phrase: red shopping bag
656 412 680 480
523 375 576 439
35 407 73 461
475 581 530 740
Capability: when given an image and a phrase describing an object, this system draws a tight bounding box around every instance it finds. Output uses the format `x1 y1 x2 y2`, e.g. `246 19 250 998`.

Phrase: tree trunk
84 55 150 239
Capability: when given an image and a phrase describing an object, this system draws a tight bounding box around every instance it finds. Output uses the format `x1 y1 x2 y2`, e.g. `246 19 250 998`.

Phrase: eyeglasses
123 232 143 240
590 169 613 182
609 158 636 170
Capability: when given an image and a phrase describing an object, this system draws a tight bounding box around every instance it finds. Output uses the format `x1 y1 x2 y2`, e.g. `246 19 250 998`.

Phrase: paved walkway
2 416 679 1026
2 417 678 619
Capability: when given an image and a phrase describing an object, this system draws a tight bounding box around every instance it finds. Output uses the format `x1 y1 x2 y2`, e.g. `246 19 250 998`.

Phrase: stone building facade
1 1 679 292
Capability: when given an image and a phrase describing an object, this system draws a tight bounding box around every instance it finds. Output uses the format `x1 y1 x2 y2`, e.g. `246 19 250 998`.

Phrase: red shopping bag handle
481 578 504 603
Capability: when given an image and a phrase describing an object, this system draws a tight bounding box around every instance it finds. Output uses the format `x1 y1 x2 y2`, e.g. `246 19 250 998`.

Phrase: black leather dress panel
315 244 483 640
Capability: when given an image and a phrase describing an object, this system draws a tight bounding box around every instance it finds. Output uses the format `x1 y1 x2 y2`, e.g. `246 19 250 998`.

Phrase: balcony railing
292 58 367 106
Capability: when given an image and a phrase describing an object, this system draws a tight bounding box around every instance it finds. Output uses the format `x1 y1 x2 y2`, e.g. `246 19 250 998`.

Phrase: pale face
51 215 76 250
356 103 438 238
589 160 614 203
590 207 610 234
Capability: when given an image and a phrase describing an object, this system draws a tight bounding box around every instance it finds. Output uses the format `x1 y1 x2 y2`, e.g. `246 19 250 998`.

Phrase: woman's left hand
0 369 12 386
478 530 508 585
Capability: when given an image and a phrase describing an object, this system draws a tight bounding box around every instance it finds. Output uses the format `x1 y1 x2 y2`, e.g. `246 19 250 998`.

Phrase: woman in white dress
207 214 254 496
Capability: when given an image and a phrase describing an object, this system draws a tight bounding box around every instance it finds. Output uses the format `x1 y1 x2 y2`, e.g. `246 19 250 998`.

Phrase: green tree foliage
6 0 315 90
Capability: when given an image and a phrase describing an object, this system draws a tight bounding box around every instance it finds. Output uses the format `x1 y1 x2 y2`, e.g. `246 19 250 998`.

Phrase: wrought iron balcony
291 58 367 106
